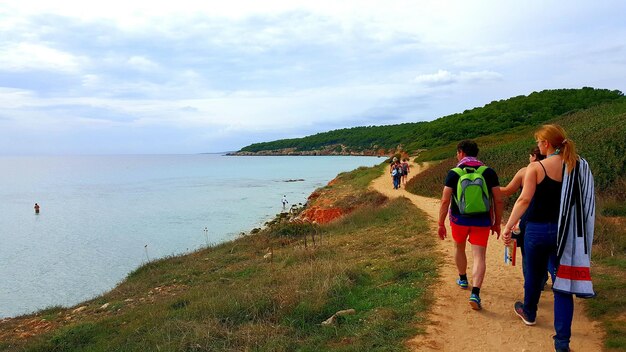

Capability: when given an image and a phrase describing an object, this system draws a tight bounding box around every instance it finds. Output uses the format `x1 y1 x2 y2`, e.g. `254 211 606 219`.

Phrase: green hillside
239 87 623 154
406 97 626 198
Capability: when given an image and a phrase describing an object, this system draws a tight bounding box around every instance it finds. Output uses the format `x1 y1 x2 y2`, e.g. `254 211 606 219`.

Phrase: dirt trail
370 161 604 352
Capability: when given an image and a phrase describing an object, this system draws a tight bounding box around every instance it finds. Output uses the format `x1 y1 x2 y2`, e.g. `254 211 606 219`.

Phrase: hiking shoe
514 301 536 326
456 279 469 289
555 348 570 352
469 293 482 310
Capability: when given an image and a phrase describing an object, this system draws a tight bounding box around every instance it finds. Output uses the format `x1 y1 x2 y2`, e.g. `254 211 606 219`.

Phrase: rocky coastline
227 150 381 156
227 145 386 156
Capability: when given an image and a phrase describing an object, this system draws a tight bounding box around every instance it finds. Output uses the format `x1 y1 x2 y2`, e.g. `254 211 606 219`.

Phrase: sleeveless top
526 161 563 223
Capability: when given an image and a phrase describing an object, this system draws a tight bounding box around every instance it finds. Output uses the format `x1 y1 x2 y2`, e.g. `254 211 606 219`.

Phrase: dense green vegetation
407 98 626 199
405 98 626 351
240 88 623 154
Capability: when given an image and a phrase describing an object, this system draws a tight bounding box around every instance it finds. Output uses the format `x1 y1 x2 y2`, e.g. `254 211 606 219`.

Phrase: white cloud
0 43 84 72
127 56 159 71
81 74 100 88
414 70 455 86
414 69 502 86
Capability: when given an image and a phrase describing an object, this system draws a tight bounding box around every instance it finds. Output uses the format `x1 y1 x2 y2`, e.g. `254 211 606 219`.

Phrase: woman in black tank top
502 124 579 352
525 161 562 223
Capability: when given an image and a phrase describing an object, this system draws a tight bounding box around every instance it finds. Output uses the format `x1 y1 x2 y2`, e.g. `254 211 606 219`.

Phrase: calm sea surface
0 154 382 318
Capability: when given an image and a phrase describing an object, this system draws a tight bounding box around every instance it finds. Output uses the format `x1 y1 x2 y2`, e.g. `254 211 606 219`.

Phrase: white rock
72 306 87 313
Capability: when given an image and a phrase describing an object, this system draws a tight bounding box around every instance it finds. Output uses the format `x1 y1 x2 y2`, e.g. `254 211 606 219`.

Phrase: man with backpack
401 159 410 186
437 140 503 310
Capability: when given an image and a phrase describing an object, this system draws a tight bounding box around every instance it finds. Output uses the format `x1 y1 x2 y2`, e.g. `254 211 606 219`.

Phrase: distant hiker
389 157 398 174
437 140 503 310
401 158 410 186
34 203 40 214
391 160 402 190
282 195 288 209
503 124 595 352
389 157 398 189
500 147 554 287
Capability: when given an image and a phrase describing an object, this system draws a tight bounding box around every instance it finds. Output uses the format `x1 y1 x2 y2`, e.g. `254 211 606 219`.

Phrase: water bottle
504 238 517 266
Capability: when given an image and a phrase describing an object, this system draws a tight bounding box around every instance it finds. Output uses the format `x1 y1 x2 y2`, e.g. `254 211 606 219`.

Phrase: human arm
490 186 504 239
499 167 525 197
503 163 539 245
438 186 453 240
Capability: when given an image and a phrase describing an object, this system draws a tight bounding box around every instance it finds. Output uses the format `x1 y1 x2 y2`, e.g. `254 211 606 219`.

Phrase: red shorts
450 222 491 247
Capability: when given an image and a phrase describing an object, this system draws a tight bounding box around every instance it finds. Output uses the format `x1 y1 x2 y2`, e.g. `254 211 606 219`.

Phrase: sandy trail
370 161 604 351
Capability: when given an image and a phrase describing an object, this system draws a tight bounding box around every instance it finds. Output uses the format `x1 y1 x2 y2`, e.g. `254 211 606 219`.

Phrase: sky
1 1 625 155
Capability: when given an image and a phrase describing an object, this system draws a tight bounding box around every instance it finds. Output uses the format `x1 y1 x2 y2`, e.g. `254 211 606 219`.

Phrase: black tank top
526 162 563 223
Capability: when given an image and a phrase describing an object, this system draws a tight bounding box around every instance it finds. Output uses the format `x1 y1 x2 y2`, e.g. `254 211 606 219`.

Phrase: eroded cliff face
299 206 344 224
298 181 345 224
297 176 387 224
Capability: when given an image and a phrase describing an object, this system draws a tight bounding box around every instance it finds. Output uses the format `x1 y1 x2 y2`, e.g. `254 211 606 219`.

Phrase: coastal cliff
228 144 388 156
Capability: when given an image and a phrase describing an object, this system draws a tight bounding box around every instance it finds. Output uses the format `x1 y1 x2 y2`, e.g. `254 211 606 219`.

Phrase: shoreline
1 154 383 320
0 172 339 322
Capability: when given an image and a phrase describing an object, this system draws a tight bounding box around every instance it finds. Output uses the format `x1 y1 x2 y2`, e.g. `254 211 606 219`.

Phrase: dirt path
370 161 604 351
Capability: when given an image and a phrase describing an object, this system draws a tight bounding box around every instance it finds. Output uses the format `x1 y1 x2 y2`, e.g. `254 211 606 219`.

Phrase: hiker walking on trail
401 159 410 186
503 124 596 352
390 157 402 190
437 140 503 310
393 161 402 189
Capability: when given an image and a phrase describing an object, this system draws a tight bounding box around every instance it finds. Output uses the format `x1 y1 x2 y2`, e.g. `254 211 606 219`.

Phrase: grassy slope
1 165 438 352
406 98 626 351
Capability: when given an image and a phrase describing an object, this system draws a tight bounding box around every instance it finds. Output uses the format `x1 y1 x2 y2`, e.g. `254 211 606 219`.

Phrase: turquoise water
0 154 382 318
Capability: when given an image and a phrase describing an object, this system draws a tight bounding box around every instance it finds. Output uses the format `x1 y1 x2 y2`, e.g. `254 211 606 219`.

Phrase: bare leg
454 241 468 275
471 244 487 288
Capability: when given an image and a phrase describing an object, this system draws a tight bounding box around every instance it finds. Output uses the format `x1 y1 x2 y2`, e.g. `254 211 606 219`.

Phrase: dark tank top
526 161 563 223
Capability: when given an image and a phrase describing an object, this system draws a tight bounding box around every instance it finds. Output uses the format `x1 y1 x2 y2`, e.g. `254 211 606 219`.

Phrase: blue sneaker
456 279 469 289
469 293 482 310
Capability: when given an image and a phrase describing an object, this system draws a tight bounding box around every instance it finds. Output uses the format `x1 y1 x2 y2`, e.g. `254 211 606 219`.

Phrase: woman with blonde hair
503 124 596 352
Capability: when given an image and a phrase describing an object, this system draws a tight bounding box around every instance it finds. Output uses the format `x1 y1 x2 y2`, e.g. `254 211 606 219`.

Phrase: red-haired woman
503 124 596 352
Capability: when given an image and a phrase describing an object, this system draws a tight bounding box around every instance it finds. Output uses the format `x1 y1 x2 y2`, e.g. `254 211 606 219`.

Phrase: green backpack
451 166 490 215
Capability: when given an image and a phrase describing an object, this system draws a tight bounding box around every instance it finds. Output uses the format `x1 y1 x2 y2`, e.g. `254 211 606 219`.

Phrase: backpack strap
451 167 465 176
450 167 464 205
475 165 488 175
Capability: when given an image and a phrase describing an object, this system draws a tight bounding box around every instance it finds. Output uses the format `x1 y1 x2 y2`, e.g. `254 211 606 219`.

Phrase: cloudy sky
1 1 625 154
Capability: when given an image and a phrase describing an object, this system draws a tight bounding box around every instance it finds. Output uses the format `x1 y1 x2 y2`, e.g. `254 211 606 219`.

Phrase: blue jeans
393 175 400 189
523 222 574 350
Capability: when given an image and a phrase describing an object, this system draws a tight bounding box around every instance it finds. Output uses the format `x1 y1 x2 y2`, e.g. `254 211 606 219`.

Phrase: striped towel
553 157 596 298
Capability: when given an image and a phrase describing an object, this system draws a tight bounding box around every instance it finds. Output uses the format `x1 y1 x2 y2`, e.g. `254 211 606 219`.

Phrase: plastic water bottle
504 239 517 266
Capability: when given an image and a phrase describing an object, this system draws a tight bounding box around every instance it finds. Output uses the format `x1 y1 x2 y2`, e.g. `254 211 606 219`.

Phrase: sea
0 154 382 318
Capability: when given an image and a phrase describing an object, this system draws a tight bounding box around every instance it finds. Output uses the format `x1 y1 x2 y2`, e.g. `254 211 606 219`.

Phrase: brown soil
370 161 605 352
